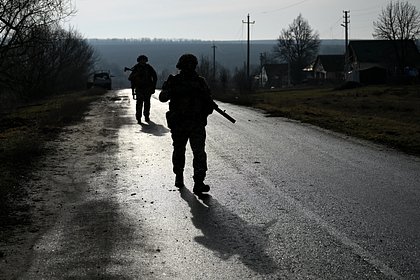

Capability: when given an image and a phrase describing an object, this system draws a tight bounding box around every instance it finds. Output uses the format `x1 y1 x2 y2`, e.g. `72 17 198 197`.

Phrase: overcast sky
67 0 420 41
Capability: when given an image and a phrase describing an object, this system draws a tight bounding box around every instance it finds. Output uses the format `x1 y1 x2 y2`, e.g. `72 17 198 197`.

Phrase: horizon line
87 37 384 42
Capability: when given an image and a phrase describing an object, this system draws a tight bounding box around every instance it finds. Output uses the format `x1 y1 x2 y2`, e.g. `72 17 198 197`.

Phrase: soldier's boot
193 182 210 194
175 173 184 188
193 175 210 194
193 172 209 194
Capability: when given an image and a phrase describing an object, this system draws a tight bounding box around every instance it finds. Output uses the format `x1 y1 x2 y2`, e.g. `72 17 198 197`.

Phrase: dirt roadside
0 91 131 279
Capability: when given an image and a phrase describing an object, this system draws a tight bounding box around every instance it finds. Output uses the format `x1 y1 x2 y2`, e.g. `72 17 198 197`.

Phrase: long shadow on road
140 121 169 136
179 188 278 275
49 199 147 279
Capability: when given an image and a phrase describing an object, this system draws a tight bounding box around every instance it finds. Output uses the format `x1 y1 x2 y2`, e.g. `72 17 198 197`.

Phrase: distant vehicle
91 70 112 90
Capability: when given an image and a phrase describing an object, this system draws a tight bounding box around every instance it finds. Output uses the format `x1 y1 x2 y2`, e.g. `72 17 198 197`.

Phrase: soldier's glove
131 87 137 100
159 89 170 102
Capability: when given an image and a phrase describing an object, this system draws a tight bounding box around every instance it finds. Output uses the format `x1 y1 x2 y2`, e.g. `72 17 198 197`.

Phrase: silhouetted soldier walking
128 55 157 123
159 54 214 194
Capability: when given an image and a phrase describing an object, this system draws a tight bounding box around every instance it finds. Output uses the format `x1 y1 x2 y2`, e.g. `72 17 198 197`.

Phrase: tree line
0 0 96 108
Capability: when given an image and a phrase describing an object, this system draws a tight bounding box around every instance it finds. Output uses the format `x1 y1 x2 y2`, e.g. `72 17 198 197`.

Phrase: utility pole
212 43 217 82
242 14 255 88
341 10 350 80
341 10 350 55
259 53 264 88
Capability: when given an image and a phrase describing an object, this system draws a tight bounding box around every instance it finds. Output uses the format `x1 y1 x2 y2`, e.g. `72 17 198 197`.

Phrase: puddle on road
108 96 130 103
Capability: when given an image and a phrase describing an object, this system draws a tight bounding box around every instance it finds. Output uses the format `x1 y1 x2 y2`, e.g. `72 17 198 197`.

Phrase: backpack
128 64 152 88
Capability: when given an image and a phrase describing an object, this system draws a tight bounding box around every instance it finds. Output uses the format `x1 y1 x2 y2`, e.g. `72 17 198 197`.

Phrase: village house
346 40 420 84
313 54 345 83
260 64 289 88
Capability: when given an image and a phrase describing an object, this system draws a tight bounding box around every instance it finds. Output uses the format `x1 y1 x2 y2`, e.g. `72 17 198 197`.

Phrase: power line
261 0 310 14
351 4 382 13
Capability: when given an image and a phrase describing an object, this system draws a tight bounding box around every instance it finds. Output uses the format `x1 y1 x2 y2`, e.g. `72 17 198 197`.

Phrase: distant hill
89 39 345 88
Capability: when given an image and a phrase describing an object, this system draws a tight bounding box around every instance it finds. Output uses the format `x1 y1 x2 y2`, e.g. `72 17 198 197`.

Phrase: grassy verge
0 88 106 226
215 85 420 156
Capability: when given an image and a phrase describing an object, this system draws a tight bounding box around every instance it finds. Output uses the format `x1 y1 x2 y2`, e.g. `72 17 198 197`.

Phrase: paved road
13 89 420 279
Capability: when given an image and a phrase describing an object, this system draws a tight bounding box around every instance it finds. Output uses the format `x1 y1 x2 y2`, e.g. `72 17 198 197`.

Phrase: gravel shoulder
0 91 130 279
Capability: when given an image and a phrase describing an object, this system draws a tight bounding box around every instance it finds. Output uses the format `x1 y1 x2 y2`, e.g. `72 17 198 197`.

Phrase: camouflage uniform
159 54 214 193
129 55 157 122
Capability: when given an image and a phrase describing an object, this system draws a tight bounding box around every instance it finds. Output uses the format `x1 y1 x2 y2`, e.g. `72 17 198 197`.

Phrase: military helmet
176 54 198 70
137 55 148 62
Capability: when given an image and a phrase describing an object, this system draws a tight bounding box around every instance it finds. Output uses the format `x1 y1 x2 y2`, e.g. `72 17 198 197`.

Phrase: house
261 64 289 88
313 55 345 82
346 40 420 84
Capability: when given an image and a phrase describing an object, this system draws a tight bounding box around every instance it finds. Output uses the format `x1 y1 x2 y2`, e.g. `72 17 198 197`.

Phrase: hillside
89 39 345 88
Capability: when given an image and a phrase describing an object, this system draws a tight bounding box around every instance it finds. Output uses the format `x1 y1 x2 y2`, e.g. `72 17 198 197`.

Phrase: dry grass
0 88 106 222
216 85 420 156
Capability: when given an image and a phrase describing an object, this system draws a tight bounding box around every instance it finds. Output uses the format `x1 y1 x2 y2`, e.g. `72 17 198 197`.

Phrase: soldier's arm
159 75 174 102
199 77 214 114
150 65 158 88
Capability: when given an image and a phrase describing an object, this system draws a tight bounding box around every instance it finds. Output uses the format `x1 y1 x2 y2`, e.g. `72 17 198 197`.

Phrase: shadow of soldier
48 199 151 279
179 188 278 275
140 120 169 136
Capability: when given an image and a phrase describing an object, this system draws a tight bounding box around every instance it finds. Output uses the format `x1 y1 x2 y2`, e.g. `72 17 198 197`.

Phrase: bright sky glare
67 0 420 41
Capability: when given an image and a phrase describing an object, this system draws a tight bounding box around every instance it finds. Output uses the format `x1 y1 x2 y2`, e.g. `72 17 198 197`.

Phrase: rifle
213 102 236 123
124 67 136 100
163 74 236 124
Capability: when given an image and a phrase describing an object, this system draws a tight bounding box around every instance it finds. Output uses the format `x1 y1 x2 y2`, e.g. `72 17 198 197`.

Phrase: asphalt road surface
8 89 420 279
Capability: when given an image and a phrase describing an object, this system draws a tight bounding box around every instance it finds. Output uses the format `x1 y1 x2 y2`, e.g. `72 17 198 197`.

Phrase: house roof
263 64 288 76
348 40 420 66
314 55 344 72
263 64 288 72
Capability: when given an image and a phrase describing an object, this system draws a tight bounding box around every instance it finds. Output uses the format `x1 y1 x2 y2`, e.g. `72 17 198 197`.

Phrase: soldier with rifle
159 53 235 194
124 55 157 123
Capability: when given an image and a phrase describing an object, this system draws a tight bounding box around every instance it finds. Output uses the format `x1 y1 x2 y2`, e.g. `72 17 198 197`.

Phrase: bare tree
0 0 75 91
373 1 420 75
217 65 230 93
0 0 96 101
9 25 95 97
373 1 420 40
0 0 75 55
197 55 211 82
232 64 248 93
50 28 96 91
274 14 320 84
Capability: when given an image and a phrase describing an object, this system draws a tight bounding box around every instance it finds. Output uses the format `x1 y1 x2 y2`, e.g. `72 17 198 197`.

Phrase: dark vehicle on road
90 70 112 90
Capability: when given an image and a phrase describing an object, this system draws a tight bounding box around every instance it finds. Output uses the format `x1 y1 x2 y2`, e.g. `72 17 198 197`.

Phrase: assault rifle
213 102 236 123
123 67 136 100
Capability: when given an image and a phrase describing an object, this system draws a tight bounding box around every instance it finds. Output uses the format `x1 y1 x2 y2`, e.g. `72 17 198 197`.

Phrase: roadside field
215 85 420 156
0 88 106 223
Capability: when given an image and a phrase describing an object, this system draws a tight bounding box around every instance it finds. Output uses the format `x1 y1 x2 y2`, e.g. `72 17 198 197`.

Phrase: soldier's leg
171 129 189 187
143 94 151 121
189 126 207 184
135 92 144 123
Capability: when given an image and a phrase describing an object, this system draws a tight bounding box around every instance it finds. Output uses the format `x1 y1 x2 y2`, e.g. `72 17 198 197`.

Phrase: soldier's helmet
176 54 198 70
137 55 148 62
